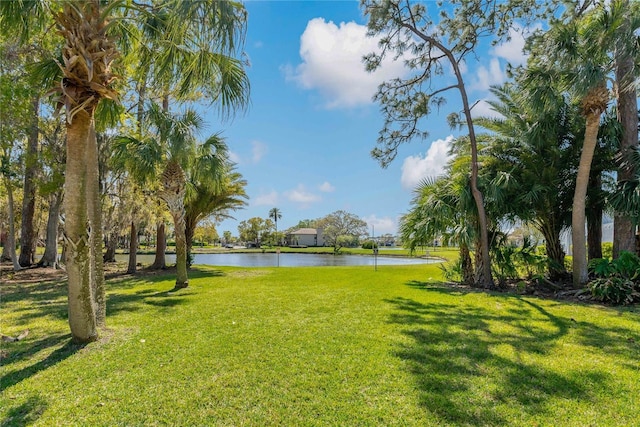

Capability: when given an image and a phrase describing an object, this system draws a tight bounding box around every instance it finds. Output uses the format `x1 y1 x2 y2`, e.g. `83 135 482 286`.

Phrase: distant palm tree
269 208 282 246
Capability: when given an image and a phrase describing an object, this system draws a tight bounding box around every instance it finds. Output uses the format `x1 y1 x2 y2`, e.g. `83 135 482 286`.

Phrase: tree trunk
150 222 167 269
538 221 566 281
64 110 98 343
613 15 638 258
39 191 62 268
3 175 23 271
87 124 106 327
104 231 117 263
160 160 188 288
454 62 493 289
185 213 197 268
473 238 487 288
572 109 603 287
460 243 474 285
127 221 137 274
19 95 40 267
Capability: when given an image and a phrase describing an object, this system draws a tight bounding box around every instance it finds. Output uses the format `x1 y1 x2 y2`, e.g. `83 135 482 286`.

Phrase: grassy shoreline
1 263 638 426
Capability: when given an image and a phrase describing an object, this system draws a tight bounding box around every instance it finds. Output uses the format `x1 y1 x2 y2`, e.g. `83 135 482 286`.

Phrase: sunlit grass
1 263 638 426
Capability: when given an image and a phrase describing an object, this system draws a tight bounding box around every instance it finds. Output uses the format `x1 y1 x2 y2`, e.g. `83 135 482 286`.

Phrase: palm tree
477 82 581 280
612 0 640 257
526 2 631 286
1 0 249 342
269 208 282 246
185 166 247 265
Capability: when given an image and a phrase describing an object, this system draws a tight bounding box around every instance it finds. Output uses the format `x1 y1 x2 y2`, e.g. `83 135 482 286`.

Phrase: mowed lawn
1 263 639 426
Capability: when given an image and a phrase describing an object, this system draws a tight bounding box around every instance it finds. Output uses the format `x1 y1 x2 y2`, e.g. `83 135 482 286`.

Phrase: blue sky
212 1 530 237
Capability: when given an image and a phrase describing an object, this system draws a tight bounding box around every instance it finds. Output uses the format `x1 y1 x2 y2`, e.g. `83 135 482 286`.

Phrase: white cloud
253 190 279 207
285 184 321 206
472 58 506 92
471 99 503 120
491 24 541 66
285 18 407 109
401 136 454 190
364 215 397 235
318 181 335 192
251 140 267 164
230 140 268 165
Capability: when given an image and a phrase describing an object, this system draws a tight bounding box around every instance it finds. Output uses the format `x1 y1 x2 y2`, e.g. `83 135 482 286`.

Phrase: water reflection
117 252 441 267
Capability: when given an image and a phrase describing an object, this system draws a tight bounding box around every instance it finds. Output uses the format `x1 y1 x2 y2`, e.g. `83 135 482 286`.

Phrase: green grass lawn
1 263 639 426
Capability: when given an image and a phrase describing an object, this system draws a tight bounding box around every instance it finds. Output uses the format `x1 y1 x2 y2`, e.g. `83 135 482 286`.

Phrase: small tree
318 210 368 254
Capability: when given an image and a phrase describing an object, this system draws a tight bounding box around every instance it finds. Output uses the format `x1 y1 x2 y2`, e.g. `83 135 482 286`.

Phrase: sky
211 0 531 237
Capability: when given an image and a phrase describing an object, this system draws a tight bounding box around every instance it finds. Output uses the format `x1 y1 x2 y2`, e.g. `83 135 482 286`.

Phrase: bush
601 242 613 260
491 237 547 285
361 240 377 250
589 278 639 305
588 251 640 305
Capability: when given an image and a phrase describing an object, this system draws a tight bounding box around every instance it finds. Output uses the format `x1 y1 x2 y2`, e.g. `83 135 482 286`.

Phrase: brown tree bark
87 124 106 327
573 95 606 287
613 13 638 258
38 191 62 268
127 221 138 274
64 110 98 343
18 95 40 267
150 222 167 269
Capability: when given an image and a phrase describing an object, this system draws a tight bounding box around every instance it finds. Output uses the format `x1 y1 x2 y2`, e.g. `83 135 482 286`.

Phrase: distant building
287 228 324 247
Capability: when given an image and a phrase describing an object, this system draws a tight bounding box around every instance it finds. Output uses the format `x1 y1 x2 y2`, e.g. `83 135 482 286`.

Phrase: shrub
588 251 640 304
490 237 547 285
361 240 377 250
601 242 613 260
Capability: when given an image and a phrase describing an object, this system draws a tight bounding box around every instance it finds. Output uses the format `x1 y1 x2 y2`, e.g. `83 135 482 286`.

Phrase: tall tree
477 82 581 280
269 207 282 245
184 140 247 265
361 0 544 287
1 0 250 340
613 0 640 257
526 0 638 286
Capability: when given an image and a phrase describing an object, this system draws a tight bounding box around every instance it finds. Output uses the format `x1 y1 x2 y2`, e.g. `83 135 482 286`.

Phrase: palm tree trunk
19 95 40 267
460 243 474 285
127 221 137 274
3 175 23 271
87 124 106 327
185 214 196 268
64 110 98 343
572 110 602 287
39 191 62 268
538 221 566 281
160 160 188 288
613 17 638 258
150 222 167 269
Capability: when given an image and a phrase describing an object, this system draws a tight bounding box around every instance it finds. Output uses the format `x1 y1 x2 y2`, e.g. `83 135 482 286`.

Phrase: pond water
117 252 442 267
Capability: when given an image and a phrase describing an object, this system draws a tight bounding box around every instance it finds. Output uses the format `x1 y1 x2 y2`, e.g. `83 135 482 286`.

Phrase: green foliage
440 258 463 283
361 240 377 249
601 242 613 260
491 237 547 285
588 251 640 304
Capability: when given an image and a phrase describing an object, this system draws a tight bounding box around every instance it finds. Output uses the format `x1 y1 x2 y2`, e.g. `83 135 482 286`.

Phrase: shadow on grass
1 395 48 427
1 335 83 390
106 268 225 316
384 280 634 425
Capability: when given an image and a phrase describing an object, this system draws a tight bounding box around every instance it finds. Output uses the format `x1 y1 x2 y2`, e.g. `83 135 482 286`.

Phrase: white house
287 228 324 247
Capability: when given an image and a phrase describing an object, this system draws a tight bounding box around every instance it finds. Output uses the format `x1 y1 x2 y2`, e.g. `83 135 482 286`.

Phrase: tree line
1 0 250 343
364 0 640 295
